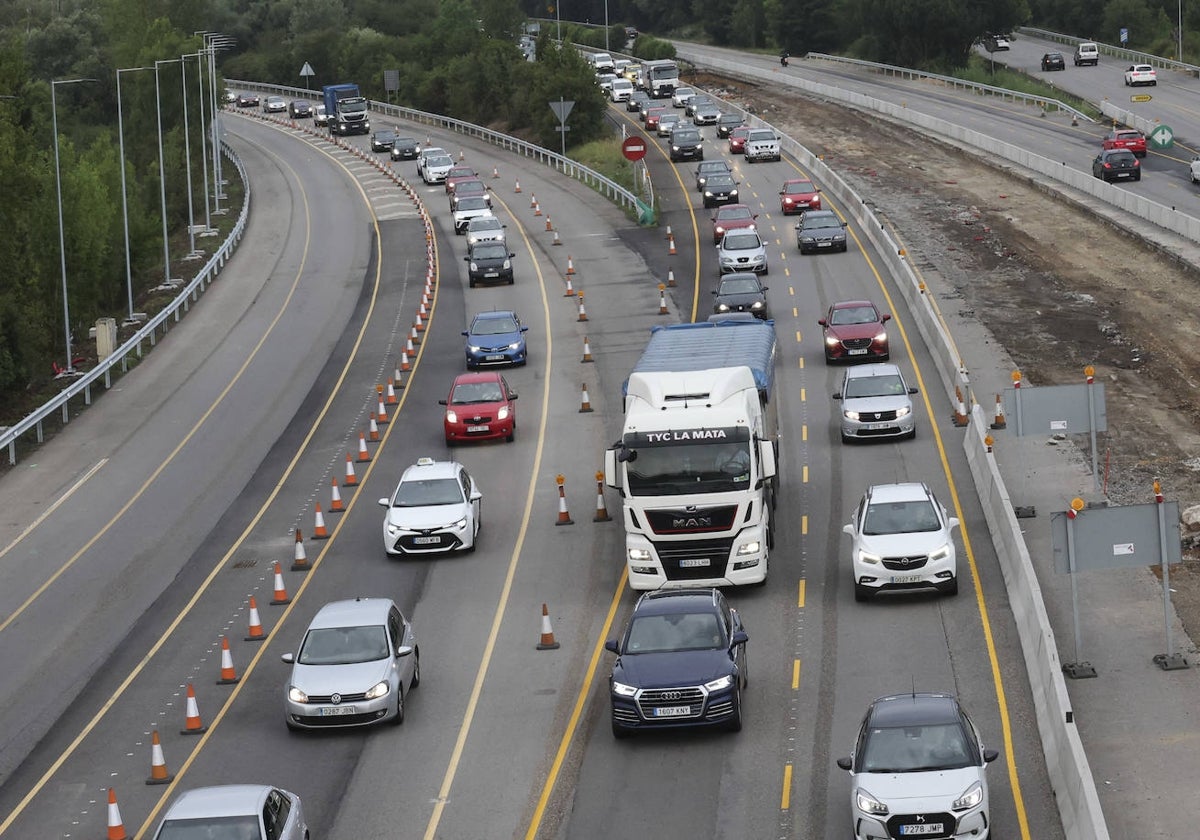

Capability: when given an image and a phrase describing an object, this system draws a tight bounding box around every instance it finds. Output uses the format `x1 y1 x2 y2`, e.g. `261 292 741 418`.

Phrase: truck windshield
651 66 678 80
341 100 367 114
625 441 753 495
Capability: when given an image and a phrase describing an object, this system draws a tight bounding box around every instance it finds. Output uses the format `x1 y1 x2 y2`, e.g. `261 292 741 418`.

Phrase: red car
711 204 759 243
1102 128 1147 158
440 372 518 444
818 300 891 363
728 126 751 154
645 107 668 131
779 178 822 215
445 166 477 194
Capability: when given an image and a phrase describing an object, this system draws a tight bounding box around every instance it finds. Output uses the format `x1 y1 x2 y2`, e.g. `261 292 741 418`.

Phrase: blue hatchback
463 310 528 369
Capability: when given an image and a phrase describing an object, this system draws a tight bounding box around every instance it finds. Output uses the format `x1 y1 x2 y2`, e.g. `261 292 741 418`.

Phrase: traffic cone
668 233 677 256
377 394 389 424
386 378 398 404
658 284 669 315
665 224 673 239
145 730 174 785
270 561 291 605
564 274 575 297
399 349 411 372
952 386 969 427
181 682 207 734
593 471 611 522
357 431 371 462
536 603 560 650
555 475 574 526
492 165 500 178
329 477 345 512
581 335 594 363
417 300 428 327
530 192 538 209
393 367 406 391
410 323 422 347
245 596 266 641
290 528 309 571
106 788 128 840
577 292 588 322
368 413 380 442
534 201 543 217
217 636 240 685
514 178 521 193
414 308 425 333
667 268 677 287
313 504 330 539
566 254 576 275
990 394 1007 430
579 383 594 413
406 334 417 356
458 148 465 161
552 229 562 245
344 453 359 486
545 214 553 231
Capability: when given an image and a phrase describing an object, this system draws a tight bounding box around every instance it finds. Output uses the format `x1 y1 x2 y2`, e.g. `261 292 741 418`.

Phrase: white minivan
1074 42 1099 66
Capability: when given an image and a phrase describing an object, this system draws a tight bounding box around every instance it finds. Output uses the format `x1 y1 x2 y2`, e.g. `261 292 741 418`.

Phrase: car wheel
854 582 871 602
943 576 959 597
469 279 476 288
906 426 917 440
506 427 514 443
392 686 405 725
410 651 421 688
726 686 743 732
1133 173 1142 181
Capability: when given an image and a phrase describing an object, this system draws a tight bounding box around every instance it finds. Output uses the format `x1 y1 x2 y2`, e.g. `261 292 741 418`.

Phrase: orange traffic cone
344 453 359 486
555 475 574 526
410 323 422 347
386 378 398 404
658 284 669 315
291 528 309 571
990 394 1007 430
313 504 330 539
514 178 521 193
593 471 611 522
329 476 345 512
145 730 174 785
566 254 576 275
536 603 560 650
577 291 588 322
376 394 389 425
368 413 380 442
245 596 266 641
667 268 677 287
181 682 207 734
545 214 553 231
106 788 128 840
581 335 594 363
530 192 538 209
414 307 425 333
534 201 543 217
399 349 411 372
217 636 240 685
564 274 575 297
552 229 562 245
579 383 594 413
357 431 371 462
668 233 677 256
952 385 969 427
270 561 291 605
492 165 500 179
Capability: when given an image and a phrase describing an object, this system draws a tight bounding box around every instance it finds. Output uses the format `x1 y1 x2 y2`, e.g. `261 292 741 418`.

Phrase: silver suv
832 363 917 443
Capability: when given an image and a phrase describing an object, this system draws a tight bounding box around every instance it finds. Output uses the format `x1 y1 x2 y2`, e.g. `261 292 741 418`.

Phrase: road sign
548 99 575 122
1149 124 1174 150
1130 94 1153 103
1120 27 1129 44
622 136 647 161
299 62 315 90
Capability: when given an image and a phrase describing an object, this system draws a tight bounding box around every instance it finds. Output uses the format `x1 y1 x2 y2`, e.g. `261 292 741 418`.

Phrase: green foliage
632 35 677 60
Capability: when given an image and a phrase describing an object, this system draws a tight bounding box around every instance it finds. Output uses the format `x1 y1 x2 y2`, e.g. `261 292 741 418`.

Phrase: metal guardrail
1018 26 1200 76
227 80 653 225
804 52 1095 123
1 142 250 466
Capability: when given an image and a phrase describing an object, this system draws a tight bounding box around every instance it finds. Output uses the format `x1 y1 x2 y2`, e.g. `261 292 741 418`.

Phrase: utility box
95 317 118 360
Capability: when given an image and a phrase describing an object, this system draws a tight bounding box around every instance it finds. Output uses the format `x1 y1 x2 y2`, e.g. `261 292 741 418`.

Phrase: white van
1074 42 1099 66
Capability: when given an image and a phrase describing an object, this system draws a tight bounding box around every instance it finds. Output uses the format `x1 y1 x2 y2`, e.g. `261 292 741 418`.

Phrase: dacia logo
672 516 712 528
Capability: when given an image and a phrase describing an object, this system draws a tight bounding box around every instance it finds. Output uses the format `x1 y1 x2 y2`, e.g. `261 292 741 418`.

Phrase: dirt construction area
694 71 1200 644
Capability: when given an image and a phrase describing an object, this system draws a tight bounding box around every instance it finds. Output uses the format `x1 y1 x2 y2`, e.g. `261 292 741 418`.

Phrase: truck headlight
628 547 652 562
736 540 761 556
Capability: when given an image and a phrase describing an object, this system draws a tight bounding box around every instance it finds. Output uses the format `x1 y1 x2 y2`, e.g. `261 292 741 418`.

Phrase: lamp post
198 33 236 214
605 0 610 52
116 66 154 324
182 51 214 238
1179 0 1185 62
51 77 97 376
177 53 202 260
154 59 181 286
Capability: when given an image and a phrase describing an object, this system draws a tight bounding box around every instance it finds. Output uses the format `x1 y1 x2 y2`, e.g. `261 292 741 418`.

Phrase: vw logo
331 693 342 705
661 690 683 701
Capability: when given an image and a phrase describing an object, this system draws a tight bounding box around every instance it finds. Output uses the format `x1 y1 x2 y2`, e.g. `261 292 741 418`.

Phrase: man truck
604 319 779 589
322 83 370 136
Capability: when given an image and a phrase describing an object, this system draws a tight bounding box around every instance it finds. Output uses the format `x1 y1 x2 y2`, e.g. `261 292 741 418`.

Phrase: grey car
465 216 507 247
712 272 769 318
717 229 767 274
152 785 308 840
696 159 732 190
692 100 722 125
796 209 849 253
832 363 918 443
716 112 745 138
282 597 420 729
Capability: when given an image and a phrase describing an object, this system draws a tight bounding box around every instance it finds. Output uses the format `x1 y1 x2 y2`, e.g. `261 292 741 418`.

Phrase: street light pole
199 33 236 214
51 77 97 376
1179 0 1185 62
605 0 610 52
116 66 154 324
178 54 201 260
154 59 181 286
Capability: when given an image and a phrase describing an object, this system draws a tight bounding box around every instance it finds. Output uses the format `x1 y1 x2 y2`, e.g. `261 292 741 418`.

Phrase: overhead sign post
1148 124 1174 150
299 61 315 90
549 97 575 157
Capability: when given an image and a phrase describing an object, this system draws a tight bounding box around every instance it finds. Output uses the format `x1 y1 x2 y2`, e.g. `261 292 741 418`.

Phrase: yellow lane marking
780 764 793 811
797 580 806 609
792 658 801 689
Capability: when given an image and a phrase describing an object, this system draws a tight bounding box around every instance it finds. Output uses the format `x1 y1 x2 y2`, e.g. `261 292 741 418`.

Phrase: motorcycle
780 52 789 67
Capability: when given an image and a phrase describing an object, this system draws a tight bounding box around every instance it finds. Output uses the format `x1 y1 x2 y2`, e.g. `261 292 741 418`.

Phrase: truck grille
654 538 734 580
645 505 738 535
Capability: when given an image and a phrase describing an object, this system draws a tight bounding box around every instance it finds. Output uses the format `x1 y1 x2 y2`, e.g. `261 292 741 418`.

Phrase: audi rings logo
331 693 342 705
660 690 683 701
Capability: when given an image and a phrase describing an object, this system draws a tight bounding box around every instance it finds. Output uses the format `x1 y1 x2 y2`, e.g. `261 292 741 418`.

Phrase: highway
0 59 1082 840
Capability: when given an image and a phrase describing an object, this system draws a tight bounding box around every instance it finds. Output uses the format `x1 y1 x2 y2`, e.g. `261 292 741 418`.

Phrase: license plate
848 348 868 355
892 574 924 584
485 354 504 361
484 271 498 277
899 824 943 835
867 423 893 430
467 425 489 432
817 242 832 247
413 536 441 545
653 706 691 717
319 706 357 716
679 558 711 568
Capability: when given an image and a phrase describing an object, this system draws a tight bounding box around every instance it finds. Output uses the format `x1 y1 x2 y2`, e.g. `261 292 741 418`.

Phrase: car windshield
156 816 262 840
456 182 485 194
718 207 753 222
457 197 488 211
860 722 974 772
394 477 464 506
863 499 942 535
427 156 453 168
699 162 729 174
471 244 507 260
831 306 879 325
341 100 367 114
674 131 701 143
472 315 518 335
627 611 725 653
804 215 842 230
451 380 506 404
844 373 907 399
396 137 417 147
723 233 761 251
720 114 741 123
375 131 395 141
298 624 390 665
448 167 474 178
748 130 775 141
720 277 760 295
785 181 815 195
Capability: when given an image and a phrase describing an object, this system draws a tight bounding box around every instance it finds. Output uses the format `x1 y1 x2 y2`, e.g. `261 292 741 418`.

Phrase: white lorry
605 320 779 590
638 59 680 98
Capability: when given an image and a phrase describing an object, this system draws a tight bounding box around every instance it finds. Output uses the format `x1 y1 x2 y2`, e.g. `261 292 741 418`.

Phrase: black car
1041 52 1066 71
370 129 397 152
606 588 748 737
288 100 313 118
669 127 704 162
695 159 733 191
464 241 515 287
390 136 421 161
796 209 849 253
702 173 739 208
715 112 745 138
1092 149 1141 182
627 91 650 113
235 92 259 108
712 272 769 319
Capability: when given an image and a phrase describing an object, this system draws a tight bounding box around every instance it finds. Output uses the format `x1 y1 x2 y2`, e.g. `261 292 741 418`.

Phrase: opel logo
898 557 911 566
662 690 682 701
331 693 342 705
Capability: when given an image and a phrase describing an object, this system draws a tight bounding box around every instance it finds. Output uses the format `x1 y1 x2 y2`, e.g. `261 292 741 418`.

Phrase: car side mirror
882 313 892 322
604 638 619 654
521 326 529 332
836 757 852 771
396 644 413 658
438 399 448 405
983 748 999 763
464 256 469 262
762 286 769 292
832 392 843 400
841 222 848 229
948 516 960 530
842 522 854 535
509 253 516 258
711 290 718 295
378 497 389 507
461 330 469 336
509 392 519 400
753 214 758 219
908 387 919 395
281 653 295 664
818 318 828 326
730 629 748 647
470 490 482 502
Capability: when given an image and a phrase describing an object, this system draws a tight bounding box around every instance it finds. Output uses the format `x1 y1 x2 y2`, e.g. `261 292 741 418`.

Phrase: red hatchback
818 300 891 363
445 166 478 194
645 107 668 131
711 204 759 243
439 372 518 444
1102 128 1147 158
728 126 751 154
779 178 822 215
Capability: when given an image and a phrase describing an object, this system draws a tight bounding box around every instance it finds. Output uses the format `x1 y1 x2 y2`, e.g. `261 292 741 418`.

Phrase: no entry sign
622 136 648 161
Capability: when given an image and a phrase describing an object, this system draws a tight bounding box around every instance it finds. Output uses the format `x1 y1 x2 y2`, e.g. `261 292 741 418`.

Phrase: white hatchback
1124 64 1157 86
379 457 481 554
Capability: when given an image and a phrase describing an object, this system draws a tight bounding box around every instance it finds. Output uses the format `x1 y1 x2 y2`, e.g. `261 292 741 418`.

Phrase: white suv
1074 41 1099 66
843 483 959 601
1124 64 1157 86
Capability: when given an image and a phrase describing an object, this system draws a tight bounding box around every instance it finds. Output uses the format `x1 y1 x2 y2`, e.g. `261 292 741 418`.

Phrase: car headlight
715 225 725 235
364 680 391 700
445 409 458 423
873 330 887 342
800 235 815 243
468 344 482 352
736 540 760 555
452 516 468 531
705 674 735 691
612 681 638 697
628 547 652 562
930 542 952 561
288 686 309 703
730 190 739 198
844 409 862 421
895 405 912 418
716 303 730 312
469 262 478 271
502 259 511 269
854 787 889 817
386 524 400 536
825 335 840 347
857 551 882 566
497 406 510 420
751 300 764 309
672 145 681 151
705 190 714 197
952 781 984 811
508 342 521 350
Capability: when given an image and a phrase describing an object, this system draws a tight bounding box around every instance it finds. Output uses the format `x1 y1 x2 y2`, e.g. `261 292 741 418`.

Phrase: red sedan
818 300 891 363
728 126 751 154
439 371 518 444
711 204 759 243
779 178 822 215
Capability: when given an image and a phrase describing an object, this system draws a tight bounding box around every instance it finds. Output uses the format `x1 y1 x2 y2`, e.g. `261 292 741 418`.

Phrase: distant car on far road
1124 64 1157 86
1040 52 1066 71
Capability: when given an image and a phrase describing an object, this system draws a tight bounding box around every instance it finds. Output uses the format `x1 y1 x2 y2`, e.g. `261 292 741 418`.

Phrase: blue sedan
463 310 528 369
